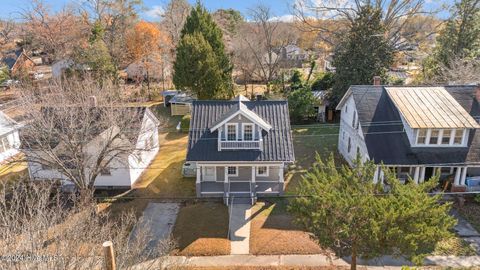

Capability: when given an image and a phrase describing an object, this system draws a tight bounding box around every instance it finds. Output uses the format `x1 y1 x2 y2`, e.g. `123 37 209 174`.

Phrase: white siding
0 131 20 163
337 95 370 165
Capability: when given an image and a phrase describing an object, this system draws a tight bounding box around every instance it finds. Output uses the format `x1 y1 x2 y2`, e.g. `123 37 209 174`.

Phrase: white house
0 111 21 163
185 95 295 204
336 82 480 191
26 107 160 189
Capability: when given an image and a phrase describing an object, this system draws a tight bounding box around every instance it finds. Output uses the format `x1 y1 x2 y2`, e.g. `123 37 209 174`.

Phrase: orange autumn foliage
127 21 170 61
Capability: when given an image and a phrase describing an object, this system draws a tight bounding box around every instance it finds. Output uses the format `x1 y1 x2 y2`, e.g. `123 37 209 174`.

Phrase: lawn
172 202 230 256
249 199 325 255
285 124 342 193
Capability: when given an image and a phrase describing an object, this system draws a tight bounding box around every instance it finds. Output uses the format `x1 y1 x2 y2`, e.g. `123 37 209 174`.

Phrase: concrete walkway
133 254 480 269
229 204 252 255
129 203 180 253
452 209 480 253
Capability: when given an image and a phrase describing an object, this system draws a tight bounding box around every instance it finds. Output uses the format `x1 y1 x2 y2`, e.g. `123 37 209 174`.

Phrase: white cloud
145 5 165 19
268 14 297 22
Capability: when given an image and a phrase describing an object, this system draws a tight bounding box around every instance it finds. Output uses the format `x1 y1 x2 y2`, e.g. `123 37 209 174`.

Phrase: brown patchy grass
250 200 325 255
285 125 343 194
176 267 345 270
172 202 230 256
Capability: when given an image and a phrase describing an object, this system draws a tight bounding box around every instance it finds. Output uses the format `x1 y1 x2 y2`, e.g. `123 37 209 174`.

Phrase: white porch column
224 166 228 183
373 166 379 184
279 165 284 182
379 169 385 185
460 166 468 186
413 167 420 184
454 167 461 186
251 166 256 183
196 165 201 183
419 167 426 183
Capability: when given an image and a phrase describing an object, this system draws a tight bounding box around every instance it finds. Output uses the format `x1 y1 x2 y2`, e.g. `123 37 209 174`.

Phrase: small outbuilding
162 90 179 107
312 90 328 122
169 93 195 116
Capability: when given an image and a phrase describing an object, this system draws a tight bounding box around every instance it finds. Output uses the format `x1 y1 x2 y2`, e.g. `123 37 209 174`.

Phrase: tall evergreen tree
173 2 233 99
289 155 455 270
332 6 393 103
436 0 480 65
422 0 480 81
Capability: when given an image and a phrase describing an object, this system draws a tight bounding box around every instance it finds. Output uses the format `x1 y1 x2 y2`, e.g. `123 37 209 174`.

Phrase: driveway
130 202 180 254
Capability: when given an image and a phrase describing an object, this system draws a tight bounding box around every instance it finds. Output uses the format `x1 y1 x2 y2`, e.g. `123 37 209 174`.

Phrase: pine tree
289 155 455 270
173 2 233 99
332 6 393 103
422 0 480 81
436 0 480 65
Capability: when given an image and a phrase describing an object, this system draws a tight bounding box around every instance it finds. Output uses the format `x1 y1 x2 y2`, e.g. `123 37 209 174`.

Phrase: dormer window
429 129 439 144
243 124 253 141
415 128 467 147
417 129 427 145
227 124 237 141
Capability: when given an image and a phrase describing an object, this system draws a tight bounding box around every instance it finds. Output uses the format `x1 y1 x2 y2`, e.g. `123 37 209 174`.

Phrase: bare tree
242 5 296 92
0 180 173 270
160 0 191 48
292 0 439 51
81 0 141 69
18 77 159 194
0 19 15 49
434 57 480 85
20 0 88 59
232 28 258 95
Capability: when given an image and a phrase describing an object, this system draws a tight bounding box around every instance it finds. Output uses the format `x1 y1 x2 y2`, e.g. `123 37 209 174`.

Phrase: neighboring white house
26 107 160 189
0 111 21 163
336 83 480 191
185 95 295 205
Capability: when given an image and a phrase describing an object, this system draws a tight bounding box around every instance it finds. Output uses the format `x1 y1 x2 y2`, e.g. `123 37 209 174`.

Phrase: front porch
374 165 480 191
196 164 285 202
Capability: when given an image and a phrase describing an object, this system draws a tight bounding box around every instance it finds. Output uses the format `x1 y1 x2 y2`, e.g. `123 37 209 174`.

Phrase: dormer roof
210 96 272 132
385 86 480 129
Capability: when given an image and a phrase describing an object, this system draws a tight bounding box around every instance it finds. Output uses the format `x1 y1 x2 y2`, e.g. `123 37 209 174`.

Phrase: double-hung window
453 129 464 145
429 129 439 145
441 129 452 145
417 129 427 145
227 124 237 141
243 124 253 141
257 166 268 176
227 166 238 176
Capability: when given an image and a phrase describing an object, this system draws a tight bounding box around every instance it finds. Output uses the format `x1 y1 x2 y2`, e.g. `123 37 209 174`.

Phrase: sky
0 0 452 21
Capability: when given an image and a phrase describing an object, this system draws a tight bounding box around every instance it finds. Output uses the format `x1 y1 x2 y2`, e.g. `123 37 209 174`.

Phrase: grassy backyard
285 123 341 193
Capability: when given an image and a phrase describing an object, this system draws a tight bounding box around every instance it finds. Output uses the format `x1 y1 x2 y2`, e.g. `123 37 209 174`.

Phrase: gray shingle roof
186 100 295 162
349 85 480 165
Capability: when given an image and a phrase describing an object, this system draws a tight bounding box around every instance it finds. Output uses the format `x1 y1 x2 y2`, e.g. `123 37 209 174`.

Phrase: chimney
88 96 97 107
373 76 381 86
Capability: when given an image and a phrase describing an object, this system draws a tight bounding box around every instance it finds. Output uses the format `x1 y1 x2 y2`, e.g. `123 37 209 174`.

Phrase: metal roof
347 85 480 165
186 100 295 162
169 93 195 104
385 86 480 129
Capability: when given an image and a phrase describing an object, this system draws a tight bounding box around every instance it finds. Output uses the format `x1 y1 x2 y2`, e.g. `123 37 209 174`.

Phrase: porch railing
218 130 263 151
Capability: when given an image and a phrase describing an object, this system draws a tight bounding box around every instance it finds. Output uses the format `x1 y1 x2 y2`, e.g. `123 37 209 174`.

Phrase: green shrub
180 114 191 132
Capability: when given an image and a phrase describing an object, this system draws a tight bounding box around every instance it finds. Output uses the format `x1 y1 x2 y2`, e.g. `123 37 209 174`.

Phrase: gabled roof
187 100 294 162
385 86 480 129
210 99 272 132
344 85 480 165
2 49 32 70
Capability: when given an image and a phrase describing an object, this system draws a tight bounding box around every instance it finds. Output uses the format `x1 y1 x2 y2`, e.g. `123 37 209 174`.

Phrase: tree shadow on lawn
249 198 325 255
171 202 231 256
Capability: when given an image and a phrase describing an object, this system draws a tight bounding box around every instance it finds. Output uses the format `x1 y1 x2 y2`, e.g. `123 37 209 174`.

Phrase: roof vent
373 76 381 86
